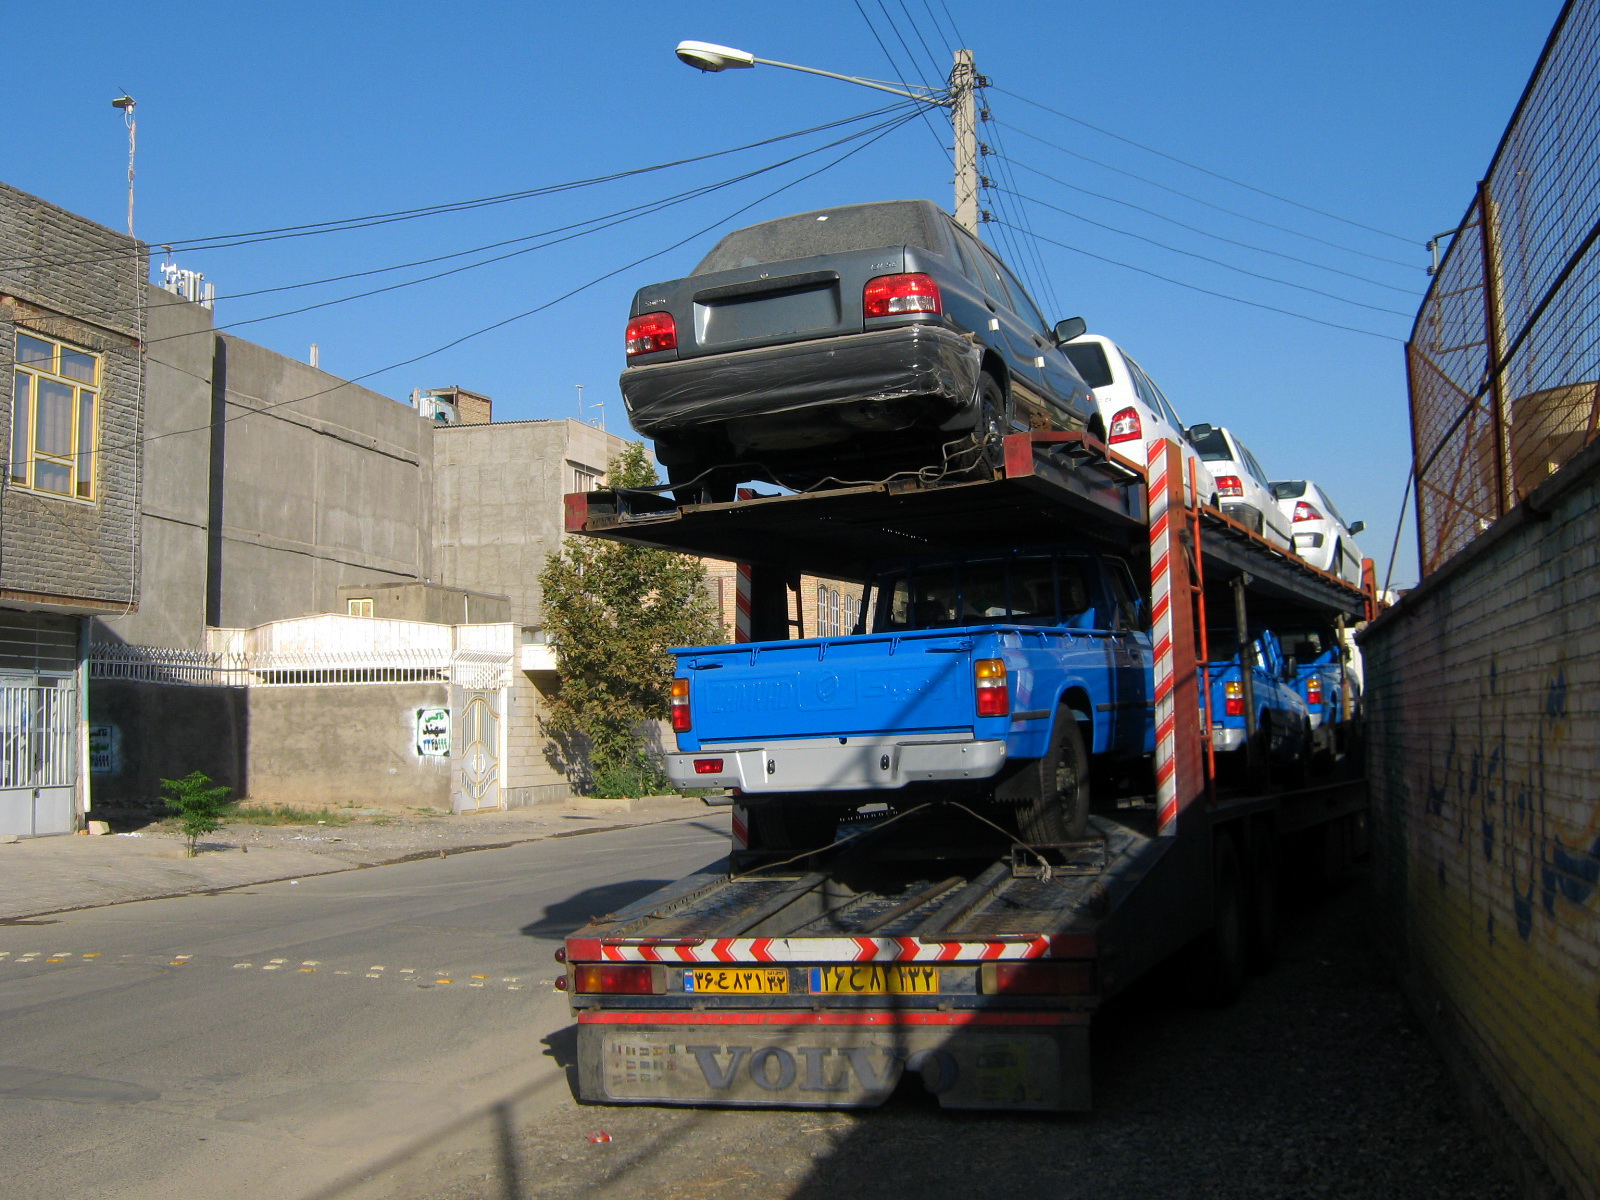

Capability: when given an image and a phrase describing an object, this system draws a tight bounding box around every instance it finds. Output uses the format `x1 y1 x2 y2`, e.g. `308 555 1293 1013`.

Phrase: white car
1270 480 1366 584
1060 333 1215 504
1185 423 1292 549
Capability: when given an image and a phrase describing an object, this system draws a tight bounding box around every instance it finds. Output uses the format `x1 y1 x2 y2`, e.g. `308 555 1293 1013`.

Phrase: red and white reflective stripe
1148 439 1179 836
730 803 749 852
735 564 752 643
590 934 1056 964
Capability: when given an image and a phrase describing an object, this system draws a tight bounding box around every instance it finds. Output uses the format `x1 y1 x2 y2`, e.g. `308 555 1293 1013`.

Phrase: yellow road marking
471 974 489 979
435 979 453 985
300 967 317 973
82 953 99 958
47 958 66 963
366 973 383 978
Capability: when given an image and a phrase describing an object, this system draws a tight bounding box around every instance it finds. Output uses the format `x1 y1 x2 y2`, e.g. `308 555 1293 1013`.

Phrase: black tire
744 796 839 856
1274 720 1311 788
1182 834 1246 1006
1016 715 1090 844
1243 824 1279 973
958 373 1008 480
1244 715 1272 793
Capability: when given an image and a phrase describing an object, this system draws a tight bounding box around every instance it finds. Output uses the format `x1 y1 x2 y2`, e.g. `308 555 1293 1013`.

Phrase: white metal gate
0 676 79 837
454 691 501 813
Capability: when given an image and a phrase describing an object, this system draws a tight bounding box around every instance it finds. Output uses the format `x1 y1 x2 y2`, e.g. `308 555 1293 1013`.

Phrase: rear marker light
1307 677 1324 706
574 964 656 995
863 273 942 318
625 312 678 357
1107 406 1142 445
693 758 724 775
671 677 691 733
982 961 1094 995
1225 679 1244 717
1216 475 1244 499
1292 501 1324 522
975 658 1010 717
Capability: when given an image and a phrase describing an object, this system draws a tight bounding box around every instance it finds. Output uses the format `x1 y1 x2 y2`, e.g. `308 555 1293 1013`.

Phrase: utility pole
111 95 137 238
950 49 979 234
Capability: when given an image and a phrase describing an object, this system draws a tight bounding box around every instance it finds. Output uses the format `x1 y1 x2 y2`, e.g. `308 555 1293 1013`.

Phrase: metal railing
0 679 78 789
1408 0 1600 576
90 643 512 691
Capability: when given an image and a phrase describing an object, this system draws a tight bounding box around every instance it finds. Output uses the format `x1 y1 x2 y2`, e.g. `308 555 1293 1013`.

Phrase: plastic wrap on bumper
620 325 983 437
665 733 1007 792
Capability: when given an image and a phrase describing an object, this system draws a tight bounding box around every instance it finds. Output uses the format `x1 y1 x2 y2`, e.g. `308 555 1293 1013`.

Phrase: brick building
0 181 145 837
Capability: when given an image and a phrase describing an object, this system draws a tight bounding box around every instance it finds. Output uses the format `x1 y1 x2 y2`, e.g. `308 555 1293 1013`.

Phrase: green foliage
540 443 727 797
159 771 234 857
229 805 351 827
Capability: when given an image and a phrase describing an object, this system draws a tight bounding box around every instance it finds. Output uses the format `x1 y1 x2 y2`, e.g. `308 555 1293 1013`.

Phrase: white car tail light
1216 475 1244 499
1292 500 1324 522
1107 407 1142 444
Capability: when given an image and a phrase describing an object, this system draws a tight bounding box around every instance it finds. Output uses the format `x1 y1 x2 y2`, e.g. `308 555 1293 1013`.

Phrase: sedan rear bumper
665 732 1007 792
621 324 983 438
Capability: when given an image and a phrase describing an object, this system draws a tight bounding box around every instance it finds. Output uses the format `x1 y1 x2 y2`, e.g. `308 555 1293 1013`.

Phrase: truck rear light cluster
981 961 1094 995
670 678 692 732
1215 475 1244 499
573 964 658 995
974 659 1010 717
863 273 942 318
1224 679 1244 717
1107 406 1142 445
693 757 724 774
1306 676 1323 706
625 312 678 357
1292 501 1323 522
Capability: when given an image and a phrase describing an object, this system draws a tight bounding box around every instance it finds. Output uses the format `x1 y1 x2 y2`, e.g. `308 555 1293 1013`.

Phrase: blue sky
2 1 1563 586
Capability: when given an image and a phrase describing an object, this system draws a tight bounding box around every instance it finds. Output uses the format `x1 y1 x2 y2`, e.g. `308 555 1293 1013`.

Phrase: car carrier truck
553 433 1376 1112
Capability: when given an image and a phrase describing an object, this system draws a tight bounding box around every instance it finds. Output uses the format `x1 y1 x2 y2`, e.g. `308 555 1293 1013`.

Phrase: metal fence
90 644 512 691
0 679 78 790
1408 0 1600 576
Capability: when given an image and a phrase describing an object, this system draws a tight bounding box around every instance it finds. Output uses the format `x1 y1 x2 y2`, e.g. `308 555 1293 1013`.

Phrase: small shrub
159 772 235 857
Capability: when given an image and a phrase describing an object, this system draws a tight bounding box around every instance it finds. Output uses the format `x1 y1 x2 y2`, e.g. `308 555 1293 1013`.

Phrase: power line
998 185 1414 317
992 84 1417 245
999 119 1420 270
994 218 1402 342
980 116 1065 317
895 0 949 81
855 0 952 164
919 0 956 57
997 151 1420 296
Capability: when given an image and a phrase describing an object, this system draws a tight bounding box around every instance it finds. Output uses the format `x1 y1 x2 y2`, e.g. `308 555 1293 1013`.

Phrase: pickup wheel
1016 715 1090 844
1244 716 1272 793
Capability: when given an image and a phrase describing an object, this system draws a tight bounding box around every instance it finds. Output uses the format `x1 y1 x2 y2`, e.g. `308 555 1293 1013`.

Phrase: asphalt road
0 815 731 1200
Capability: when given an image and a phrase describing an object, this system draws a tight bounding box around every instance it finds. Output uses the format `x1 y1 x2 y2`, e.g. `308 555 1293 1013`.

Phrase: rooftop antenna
111 93 136 238
574 383 584 421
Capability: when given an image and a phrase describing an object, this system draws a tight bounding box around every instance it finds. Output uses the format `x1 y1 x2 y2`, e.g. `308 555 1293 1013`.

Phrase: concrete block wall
1362 446 1600 1199
503 670 574 806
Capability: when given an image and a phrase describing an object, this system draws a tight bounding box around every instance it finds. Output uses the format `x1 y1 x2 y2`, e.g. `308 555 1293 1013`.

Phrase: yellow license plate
809 964 941 994
684 968 789 994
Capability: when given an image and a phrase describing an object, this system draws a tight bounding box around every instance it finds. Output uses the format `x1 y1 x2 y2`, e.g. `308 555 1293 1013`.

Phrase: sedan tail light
1225 679 1244 717
573 964 657 994
670 678 692 732
1307 676 1324 706
1292 501 1324 522
863 273 942 317
1215 475 1244 499
625 312 677 357
974 658 1010 717
1107 407 1143 445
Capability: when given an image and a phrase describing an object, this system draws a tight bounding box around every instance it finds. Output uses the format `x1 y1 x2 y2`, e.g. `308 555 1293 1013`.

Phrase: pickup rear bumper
1211 726 1246 752
666 733 1007 793
621 324 983 438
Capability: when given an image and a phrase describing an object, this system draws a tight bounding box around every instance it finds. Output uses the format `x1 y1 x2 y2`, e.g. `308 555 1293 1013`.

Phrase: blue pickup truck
665 544 1152 847
1202 626 1311 784
1275 624 1361 766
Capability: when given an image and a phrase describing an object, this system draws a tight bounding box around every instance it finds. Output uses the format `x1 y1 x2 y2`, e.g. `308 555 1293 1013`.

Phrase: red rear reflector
974 658 1009 717
1107 406 1142 444
573 964 656 995
1216 475 1244 499
1307 677 1323 705
863 273 942 318
693 758 724 775
983 961 1095 995
1292 501 1323 522
625 312 677 357
670 677 691 733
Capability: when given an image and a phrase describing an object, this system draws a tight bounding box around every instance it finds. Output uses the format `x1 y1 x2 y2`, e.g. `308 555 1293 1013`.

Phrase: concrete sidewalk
0 796 715 922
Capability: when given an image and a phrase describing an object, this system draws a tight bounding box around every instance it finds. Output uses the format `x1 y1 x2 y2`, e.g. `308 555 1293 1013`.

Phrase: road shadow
518 879 674 939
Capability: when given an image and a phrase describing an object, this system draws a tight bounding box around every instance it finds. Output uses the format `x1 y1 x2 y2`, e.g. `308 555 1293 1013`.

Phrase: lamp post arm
750 57 951 106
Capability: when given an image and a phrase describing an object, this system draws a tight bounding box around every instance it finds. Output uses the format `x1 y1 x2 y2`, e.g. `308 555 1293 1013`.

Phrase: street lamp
674 40 982 234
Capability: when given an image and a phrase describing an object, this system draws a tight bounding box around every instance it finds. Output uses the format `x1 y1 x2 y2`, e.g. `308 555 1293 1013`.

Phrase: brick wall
1362 444 1600 1199
0 182 143 610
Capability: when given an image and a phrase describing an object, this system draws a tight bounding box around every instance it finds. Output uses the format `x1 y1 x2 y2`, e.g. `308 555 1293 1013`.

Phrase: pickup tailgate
678 631 976 745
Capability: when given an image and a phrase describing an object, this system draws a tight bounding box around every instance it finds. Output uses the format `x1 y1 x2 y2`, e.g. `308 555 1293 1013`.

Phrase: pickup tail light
1292 501 1324 522
974 658 1010 717
863 273 942 318
982 961 1094 995
625 312 677 357
1224 679 1244 717
1107 406 1142 444
573 964 657 995
1307 676 1324 706
1216 475 1244 499
670 677 692 733
693 757 724 775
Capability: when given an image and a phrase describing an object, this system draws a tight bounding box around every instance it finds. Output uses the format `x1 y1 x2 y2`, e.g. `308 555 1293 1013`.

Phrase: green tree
540 444 726 797
160 771 235 857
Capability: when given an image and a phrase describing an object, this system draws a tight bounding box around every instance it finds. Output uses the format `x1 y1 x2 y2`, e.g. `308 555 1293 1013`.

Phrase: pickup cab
665 544 1152 846
1276 624 1362 765
1202 627 1311 782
